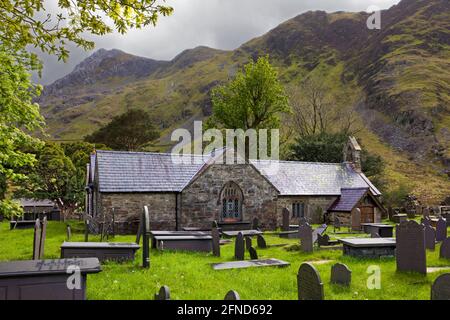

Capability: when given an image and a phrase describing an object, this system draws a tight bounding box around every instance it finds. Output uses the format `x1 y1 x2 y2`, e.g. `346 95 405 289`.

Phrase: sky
35 0 401 85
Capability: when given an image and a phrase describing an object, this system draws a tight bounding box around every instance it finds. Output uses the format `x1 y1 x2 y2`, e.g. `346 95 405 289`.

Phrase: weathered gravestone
142 206 150 268
436 218 447 242
431 273 450 300
440 238 450 260
333 217 341 232
249 247 258 260
234 232 245 260
39 217 47 258
245 236 252 250
257 234 267 249
297 263 324 300
299 223 313 253
32 219 41 260
282 208 290 232
425 224 436 250
154 285 170 300
352 208 361 231
422 216 431 228
396 220 427 274
388 207 394 222
252 217 259 230
212 227 221 257
224 290 240 300
66 225 72 241
330 263 351 286
423 207 430 218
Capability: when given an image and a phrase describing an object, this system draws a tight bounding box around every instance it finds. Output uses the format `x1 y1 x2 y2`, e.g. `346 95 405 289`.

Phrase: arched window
220 182 243 222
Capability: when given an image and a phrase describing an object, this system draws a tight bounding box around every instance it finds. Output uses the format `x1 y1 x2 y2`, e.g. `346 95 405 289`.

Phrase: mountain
37 0 449 203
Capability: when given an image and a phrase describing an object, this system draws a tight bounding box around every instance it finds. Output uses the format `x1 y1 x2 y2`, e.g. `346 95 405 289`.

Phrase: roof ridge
96 149 212 158
251 159 343 166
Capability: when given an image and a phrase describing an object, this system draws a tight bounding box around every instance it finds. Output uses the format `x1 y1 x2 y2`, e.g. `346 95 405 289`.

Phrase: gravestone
282 208 290 231
212 227 221 257
299 223 313 253
245 236 252 250
396 220 427 274
32 219 41 260
234 232 245 260
334 217 341 232
224 290 240 300
330 263 351 286
436 218 447 242
154 285 170 300
135 216 143 244
297 263 324 300
422 216 431 228
388 207 394 222
423 207 430 218
249 247 258 260
39 217 47 259
257 234 267 249
431 273 450 300
142 206 150 268
440 238 450 260
425 224 436 250
66 225 72 241
352 208 361 231
252 217 259 230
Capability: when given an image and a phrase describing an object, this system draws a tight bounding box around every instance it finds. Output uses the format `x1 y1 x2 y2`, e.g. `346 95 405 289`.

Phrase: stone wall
277 196 337 225
181 163 279 230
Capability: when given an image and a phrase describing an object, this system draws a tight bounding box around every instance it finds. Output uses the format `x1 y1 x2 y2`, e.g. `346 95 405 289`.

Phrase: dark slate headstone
224 290 240 300
299 223 313 253
352 208 361 231
297 263 324 300
249 247 258 260
142 206 150 268
39 217 47 259
440 238 450 260
282 208 290 231
234 232 245 260
154 285 170 300
212 227 221 257
422 216 431 228
396 220 427 274
431 273 450 300
333 217 341 232
388 207 394 222
436 218 447 242
252 217 259 230
32 219 41 260
257 234 267 249
423 207 430 218
425 224 436 250
245 236 252 250
66 225 72 241
330 263 351 287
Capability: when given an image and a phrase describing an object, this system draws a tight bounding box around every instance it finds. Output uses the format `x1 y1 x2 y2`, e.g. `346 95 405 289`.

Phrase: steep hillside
37 0 450 203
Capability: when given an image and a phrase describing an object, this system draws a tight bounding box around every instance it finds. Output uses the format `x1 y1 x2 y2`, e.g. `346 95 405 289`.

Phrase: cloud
35 0 400 84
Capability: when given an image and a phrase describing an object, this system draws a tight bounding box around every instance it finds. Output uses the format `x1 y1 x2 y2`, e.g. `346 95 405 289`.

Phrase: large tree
85 109 160 151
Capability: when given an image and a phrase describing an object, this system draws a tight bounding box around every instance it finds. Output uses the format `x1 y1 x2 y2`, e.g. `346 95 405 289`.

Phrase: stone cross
245 236 252 250
299 223 313 253
436 218 447 242
431 273 450 300
330 263 351 286
212 227 221 257
154 285 170 300
425 224 436 250
32 219 41 260
257 234 267 249
142 206 150 268
396 220 427 274
234 232 245 260
249 247 258 260
282 208 290 231
224 290 240 300
440 238 450 260
297 263 324 300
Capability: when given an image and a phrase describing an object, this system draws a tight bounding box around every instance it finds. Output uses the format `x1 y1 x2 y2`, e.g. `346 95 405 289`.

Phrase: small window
292 202 305 218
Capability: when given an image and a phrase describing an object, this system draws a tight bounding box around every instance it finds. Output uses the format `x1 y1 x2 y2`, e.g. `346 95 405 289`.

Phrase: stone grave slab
297 263 324 300
222 230 262 238
154 236 212 253
431 273 450 300
61 242 140 262
340 238 396 258
212 259 290 270
330 263 351 286
396 220 427 274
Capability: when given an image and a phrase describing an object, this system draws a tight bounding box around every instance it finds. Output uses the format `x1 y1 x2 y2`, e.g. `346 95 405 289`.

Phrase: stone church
85 137 385 233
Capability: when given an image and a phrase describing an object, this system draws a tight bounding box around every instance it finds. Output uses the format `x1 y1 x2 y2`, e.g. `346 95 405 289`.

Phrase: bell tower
343 136 362 173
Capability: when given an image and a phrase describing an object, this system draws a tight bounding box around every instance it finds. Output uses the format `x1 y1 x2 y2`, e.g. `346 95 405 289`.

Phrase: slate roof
250 160 381 196
95 150 211 193
18 199 55 207
327 188 369 212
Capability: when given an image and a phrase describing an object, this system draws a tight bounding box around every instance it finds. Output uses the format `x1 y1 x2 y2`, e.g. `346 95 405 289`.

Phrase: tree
208 56 291 130
85 109 160 151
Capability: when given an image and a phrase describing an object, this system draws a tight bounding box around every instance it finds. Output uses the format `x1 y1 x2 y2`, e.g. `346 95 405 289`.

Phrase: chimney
343 136 362 173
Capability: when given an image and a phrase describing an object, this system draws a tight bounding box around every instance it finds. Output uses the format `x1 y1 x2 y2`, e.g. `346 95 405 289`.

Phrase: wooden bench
10 220 36 230
60 242 140 262
0 258 101 300
154 235 213 252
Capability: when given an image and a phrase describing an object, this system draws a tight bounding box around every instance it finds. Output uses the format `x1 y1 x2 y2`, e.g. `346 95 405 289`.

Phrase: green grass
1 221 449 300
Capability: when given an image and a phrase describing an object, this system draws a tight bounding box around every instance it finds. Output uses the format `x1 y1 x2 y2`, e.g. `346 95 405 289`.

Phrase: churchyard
1 218 449 300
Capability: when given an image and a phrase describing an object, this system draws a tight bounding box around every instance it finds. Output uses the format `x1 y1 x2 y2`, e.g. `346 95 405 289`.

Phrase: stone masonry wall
277 196 337 225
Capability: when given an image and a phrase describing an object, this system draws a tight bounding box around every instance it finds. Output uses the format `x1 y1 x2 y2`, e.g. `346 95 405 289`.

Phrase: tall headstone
330 263 351 286
39 217 47 259
66 224 72 241
32 219 41 260
388 206 394 222
352 208 361 231
234 232 245 260
422 216 431 228
142 206 150 268
431 273 450 300
440 238 450 260
299 223 313 253
297 263 324 300
425 224 436 250
245 236 252 250
282 208 290 231
257 234 267 249
436 218 447 242
224 290 240 300
154 286 170 300
252 217 259 230
135 216 143 244
212 227 221 257
249 247 258 260
396 220 427 274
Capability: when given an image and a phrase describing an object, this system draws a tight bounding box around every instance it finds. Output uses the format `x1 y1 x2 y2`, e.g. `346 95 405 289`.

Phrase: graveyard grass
1 221 450 300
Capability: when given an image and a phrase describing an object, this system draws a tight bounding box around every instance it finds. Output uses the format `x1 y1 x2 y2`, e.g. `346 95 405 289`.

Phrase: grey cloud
35 0 400 85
